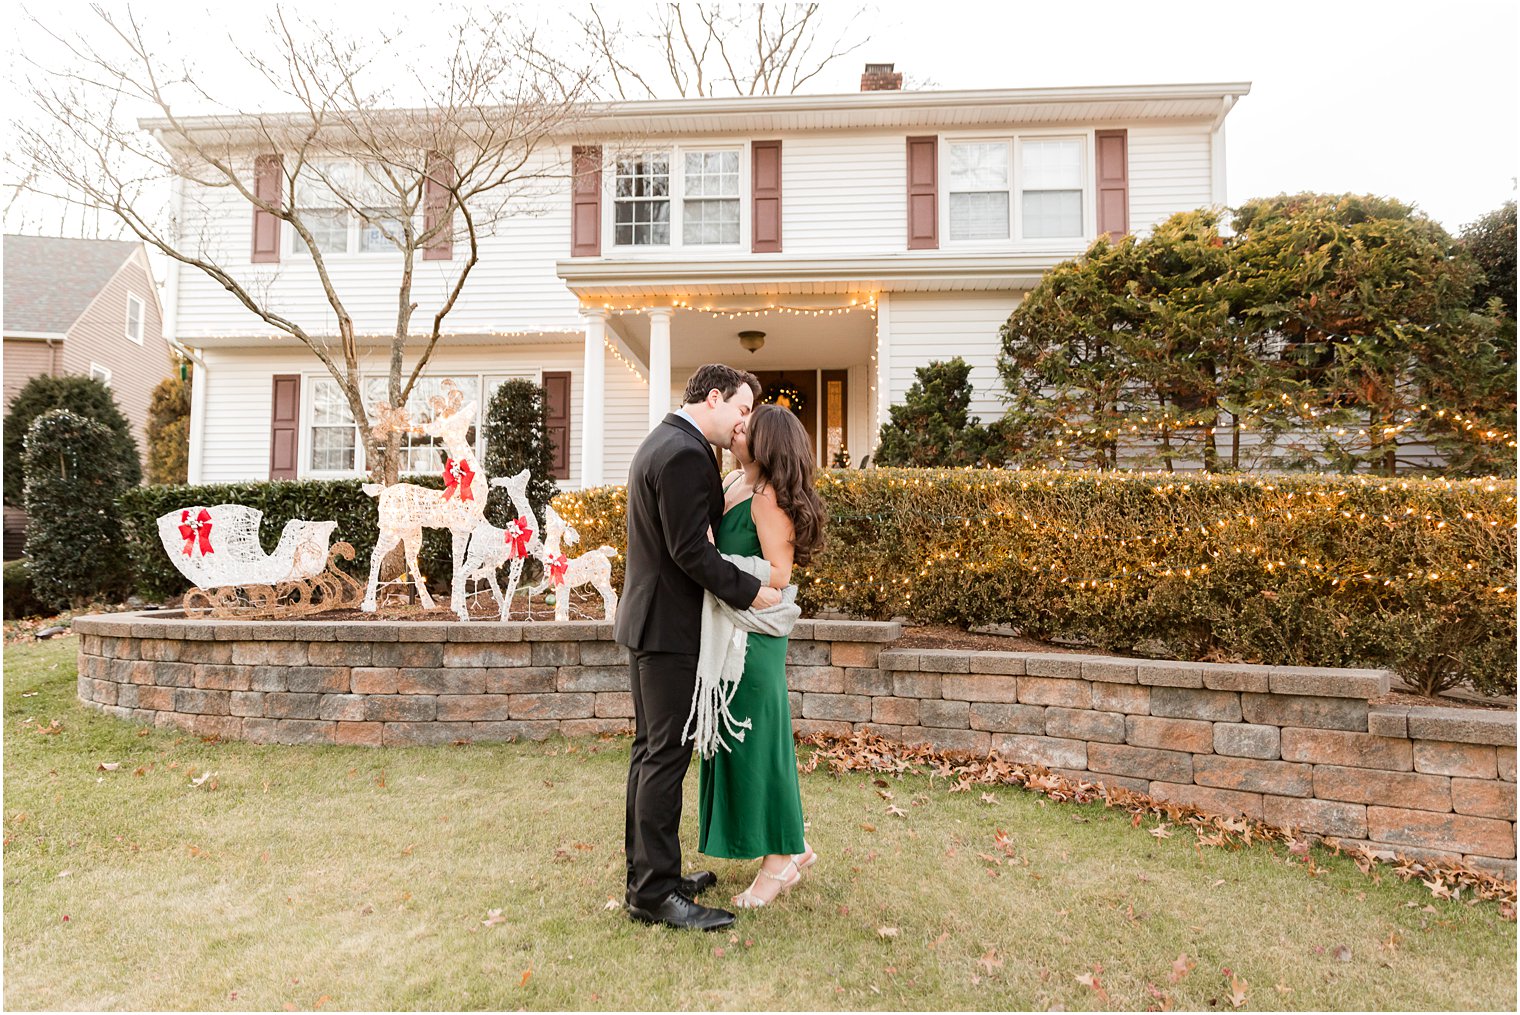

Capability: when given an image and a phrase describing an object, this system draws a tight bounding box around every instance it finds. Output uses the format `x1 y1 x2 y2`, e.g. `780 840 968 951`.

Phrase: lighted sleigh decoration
157 505 364 618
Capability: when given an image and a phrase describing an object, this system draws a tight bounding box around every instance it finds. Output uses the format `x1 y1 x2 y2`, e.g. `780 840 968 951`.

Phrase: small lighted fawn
456 469 542 621
527 504 619 622
361 387 486 613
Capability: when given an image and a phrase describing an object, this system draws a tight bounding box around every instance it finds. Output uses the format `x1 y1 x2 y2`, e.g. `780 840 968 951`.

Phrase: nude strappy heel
731 857 801 909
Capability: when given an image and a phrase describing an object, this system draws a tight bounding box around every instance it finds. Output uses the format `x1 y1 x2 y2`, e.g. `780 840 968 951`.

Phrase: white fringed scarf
682 552 801 759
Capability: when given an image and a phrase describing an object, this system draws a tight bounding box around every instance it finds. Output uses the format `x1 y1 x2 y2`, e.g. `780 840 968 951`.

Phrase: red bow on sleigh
548 553 569 585
179 508 214 556
504 520 534 559
442 457 475 501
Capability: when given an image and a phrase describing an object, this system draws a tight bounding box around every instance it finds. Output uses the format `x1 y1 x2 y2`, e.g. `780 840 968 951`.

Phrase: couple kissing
616 363 827 931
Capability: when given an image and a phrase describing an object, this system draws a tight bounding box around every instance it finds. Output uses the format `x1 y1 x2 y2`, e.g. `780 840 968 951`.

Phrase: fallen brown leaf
1168 953 1195 984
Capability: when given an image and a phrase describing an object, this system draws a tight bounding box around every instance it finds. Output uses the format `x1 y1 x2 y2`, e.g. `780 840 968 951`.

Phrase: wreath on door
766 381 806 417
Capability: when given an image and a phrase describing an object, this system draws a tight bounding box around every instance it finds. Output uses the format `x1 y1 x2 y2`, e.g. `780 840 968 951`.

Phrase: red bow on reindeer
503 520 534 559
548 553 569 585
179 508 214 556
441 457 475 501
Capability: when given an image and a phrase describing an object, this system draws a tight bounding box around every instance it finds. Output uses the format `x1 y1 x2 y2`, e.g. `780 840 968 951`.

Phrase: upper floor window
944 135 1087 244
125 293 145 344
291 160 408 256
948 142 1011 242
614 147 742 248
1019 138 1084 239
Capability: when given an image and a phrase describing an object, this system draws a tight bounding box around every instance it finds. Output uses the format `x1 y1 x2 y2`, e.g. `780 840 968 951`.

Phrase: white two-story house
155 69 1248 490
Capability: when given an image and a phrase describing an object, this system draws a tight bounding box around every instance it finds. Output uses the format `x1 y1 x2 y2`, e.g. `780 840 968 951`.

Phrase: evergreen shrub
4 374 141 505
481 379 558 580
118 476 451 601
146 375 191 485
874 358 1002 467
3 559 48 619
23 410 133 608
555 470 1517 696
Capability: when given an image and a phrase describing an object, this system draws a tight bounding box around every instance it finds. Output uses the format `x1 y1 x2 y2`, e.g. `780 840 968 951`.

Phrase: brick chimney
860 62 903 92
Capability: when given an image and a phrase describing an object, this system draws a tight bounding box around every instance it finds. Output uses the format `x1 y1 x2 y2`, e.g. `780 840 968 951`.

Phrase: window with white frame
614 153 670 246
291 160 410 256
125 293 145 344
947 141 1011 241
682 150 740 245
362 375 481 474
1019 138 1084 239
307 373 503 476
90 363 112 387
614 148 742 248
309 377 359 472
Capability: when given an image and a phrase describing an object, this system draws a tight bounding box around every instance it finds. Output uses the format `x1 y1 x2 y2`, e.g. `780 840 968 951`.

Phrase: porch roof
554 253 1051 303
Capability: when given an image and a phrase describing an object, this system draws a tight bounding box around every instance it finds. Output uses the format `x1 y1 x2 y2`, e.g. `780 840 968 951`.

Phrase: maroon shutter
570 146 602 257
906 136 938 250
423 151 455 261
269 374 300 480
751 140 782 253
252 155 283 263
543 371 571 480
1095 130 1130 241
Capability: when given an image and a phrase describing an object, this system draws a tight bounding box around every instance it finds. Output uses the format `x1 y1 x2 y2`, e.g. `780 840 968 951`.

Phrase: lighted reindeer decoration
527 504 619 622
361 383 486 613
455 468 543 621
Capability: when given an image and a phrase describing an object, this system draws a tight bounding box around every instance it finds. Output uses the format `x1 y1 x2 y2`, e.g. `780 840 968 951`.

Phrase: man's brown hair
682 364 762 406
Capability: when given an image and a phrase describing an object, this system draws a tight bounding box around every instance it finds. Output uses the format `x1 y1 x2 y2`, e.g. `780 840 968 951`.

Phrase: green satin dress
697 496 807 859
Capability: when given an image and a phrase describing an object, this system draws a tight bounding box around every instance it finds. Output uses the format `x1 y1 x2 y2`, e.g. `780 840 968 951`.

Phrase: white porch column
580 308 608 489
647 306 673 432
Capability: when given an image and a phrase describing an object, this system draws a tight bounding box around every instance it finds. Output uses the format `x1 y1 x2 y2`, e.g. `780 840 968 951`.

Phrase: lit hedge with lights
554 470 1517 696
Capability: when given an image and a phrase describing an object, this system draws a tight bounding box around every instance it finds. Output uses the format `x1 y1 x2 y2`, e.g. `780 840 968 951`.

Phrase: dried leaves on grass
799 730 1516 911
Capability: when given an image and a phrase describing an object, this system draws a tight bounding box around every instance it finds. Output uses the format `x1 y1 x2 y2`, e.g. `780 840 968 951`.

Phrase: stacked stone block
75 612 1516 877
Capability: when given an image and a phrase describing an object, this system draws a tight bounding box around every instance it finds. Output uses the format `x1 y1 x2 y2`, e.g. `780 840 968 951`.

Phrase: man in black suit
616 363 782 931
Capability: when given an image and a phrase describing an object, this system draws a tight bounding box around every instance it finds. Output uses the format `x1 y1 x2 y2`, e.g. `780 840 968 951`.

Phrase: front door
752 370 850 467
753 371 817 462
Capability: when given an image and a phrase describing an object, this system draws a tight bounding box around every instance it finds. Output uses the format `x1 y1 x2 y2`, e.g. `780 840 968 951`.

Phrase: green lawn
4 637 1514 1011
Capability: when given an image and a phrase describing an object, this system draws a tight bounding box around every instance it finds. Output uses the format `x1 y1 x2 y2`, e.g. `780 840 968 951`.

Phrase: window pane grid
614 153 671 246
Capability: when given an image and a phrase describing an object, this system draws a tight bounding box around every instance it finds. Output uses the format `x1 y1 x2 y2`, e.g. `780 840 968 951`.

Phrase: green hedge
3 559 48 619
118 477 453 601
555 470 1517 696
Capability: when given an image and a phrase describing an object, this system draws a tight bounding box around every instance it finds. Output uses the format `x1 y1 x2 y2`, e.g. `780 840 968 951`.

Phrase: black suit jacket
614 414 762 654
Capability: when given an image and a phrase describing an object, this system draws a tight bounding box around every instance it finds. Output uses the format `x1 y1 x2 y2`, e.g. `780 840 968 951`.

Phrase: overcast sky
4 0 1516 236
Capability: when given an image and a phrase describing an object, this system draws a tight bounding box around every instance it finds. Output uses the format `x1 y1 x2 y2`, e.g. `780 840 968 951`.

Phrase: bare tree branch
12 2 590 484
575 1 872 99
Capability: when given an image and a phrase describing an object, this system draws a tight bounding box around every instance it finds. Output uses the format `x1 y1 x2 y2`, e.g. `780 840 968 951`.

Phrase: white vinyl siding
190 339 662 490
1127 126 1214 235
175 151 581 338
883 291 1024 424
780 132 905 254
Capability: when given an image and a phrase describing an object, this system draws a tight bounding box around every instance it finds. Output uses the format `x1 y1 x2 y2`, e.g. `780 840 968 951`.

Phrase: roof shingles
3 234 141 335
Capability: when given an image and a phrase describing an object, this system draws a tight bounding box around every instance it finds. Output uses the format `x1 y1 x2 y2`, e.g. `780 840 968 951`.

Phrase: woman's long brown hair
747 403 826 566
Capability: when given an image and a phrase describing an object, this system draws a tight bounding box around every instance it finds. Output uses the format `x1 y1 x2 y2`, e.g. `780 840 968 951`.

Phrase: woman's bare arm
750 485 795 588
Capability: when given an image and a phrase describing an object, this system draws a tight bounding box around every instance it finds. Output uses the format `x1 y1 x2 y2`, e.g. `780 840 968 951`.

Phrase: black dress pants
624 648 699 909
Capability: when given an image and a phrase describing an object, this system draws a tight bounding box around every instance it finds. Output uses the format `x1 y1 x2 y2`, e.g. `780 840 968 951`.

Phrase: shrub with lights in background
553 469 1516 697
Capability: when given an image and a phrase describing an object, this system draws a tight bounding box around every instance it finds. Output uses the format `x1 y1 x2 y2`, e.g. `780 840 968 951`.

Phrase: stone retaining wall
75 612 1516 878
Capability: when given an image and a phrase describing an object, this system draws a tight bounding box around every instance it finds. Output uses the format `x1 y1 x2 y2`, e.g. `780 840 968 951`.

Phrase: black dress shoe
627 890 736 931
624 870 718 903
681 870 718 895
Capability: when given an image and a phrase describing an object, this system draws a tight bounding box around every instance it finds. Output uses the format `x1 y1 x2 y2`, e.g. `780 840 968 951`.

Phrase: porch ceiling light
738 330 766 354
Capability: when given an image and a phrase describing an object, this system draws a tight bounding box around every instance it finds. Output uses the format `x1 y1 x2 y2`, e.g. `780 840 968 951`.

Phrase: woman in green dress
698 403 828 909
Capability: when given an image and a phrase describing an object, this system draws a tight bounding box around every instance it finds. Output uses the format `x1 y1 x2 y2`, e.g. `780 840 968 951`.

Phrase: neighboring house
3 234 170 452
151 68 1248 490
3 234 170 558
